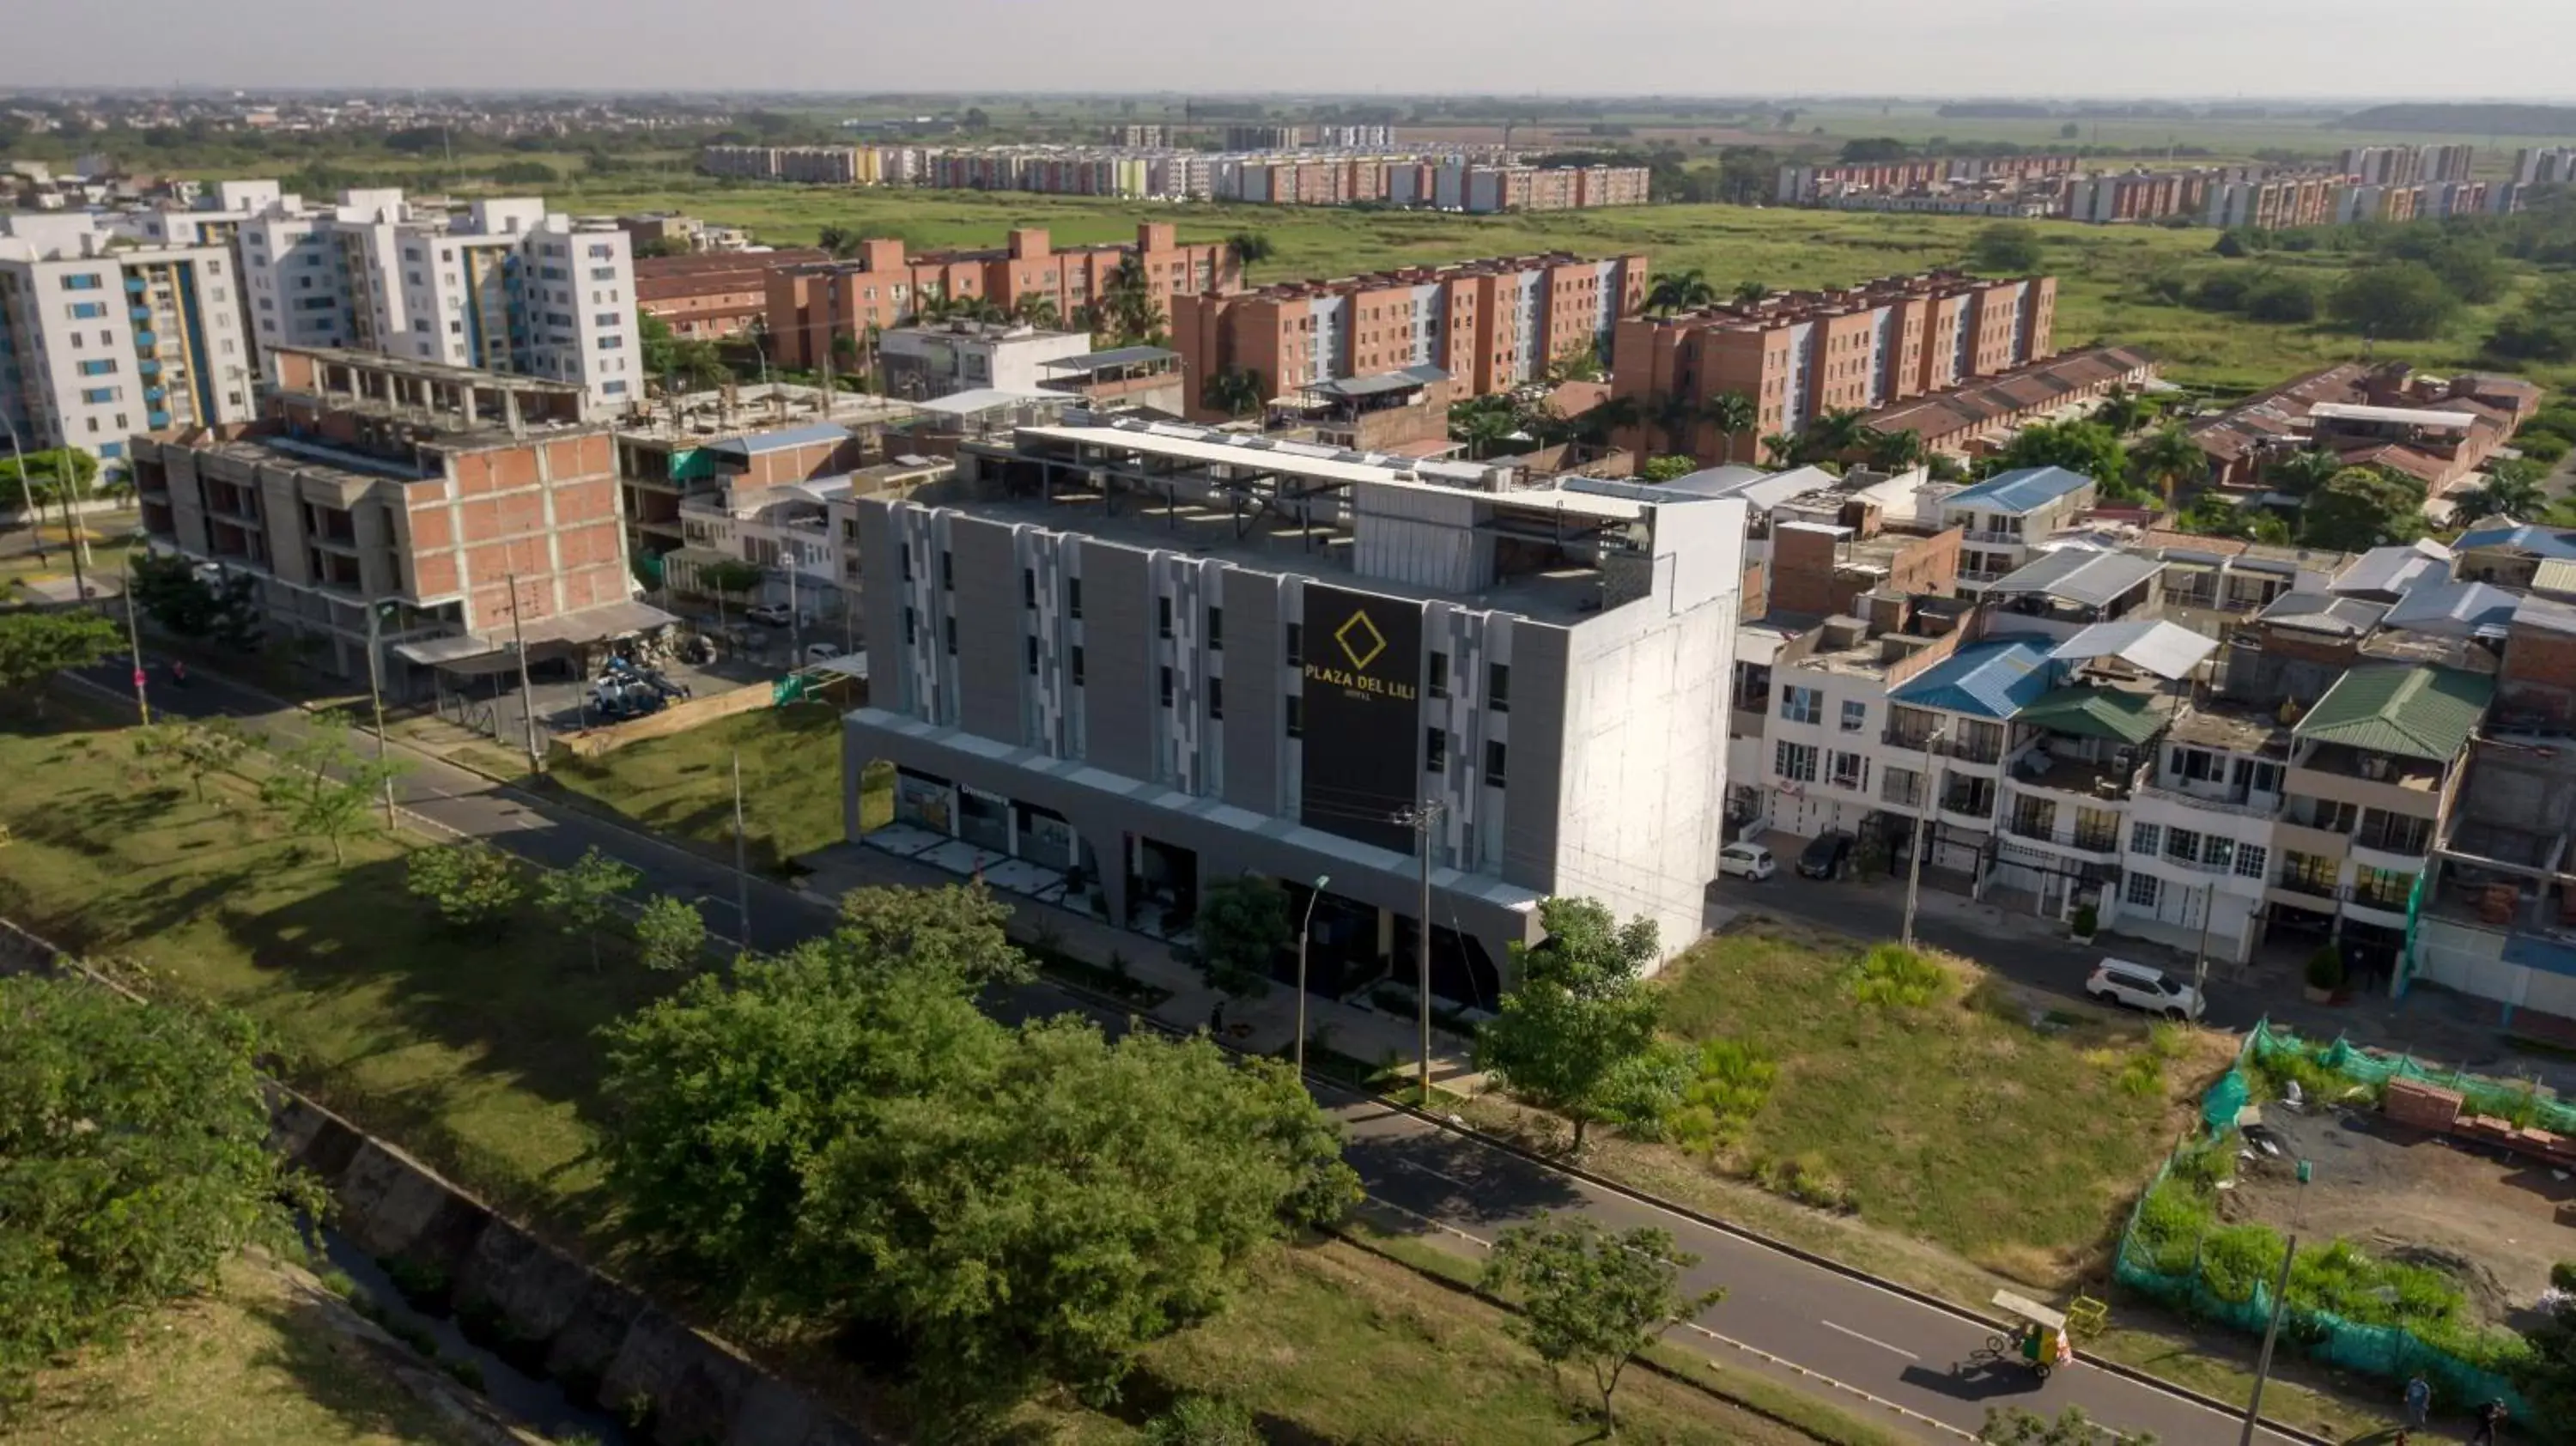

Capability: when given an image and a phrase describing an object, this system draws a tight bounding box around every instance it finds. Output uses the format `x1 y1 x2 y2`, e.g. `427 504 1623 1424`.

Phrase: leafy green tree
1795 406 1872 464
1009 290 1062 330
1865 428 1927 472
1640 269 1716 317
1091 253 1166 349
1701 391 1759 465
1225 231 1273 270
2301 465 2427 550
1200 365 1266 420
542 846 642 971
406 841 526 934
635 894 708 974
1989 419 2130 490
132 718 248 803
0 445 98 511
1187 875 1287 1000
1452 396 1522 459
823 884 1033 992
1637 454 1698 483
0 611 121 716
1 977 315 1392
1759 431 1801 468
2129 425 2208 508
2092 387 2154 434
2452 458 2549 521
1979 1406 2157 1444
258 712 401 866
640 312 681 381
1969 222 2044 273
816 225 864 258
1474 898 1663 1153
2263 447 2344 497
2329 261 2460 340
1482 1215 1723 1435
2239 271 2319 323
1730 279 1771 306
128 552 263 649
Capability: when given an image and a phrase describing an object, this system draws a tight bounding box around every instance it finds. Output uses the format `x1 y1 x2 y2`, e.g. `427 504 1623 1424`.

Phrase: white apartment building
1937 466 2100 592
0 213 257 463
2098 702 2289 965
147 185 638 411
878 320 1094 401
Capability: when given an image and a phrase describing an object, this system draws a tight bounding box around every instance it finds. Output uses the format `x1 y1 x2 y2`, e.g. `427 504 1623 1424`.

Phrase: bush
1597 1038 1693 1139
1144 1395 1261 1446
2304 945 2345 993
2071 904 2099 937
1666 1038 1777 1154
440 1356 487 1392
2242 273 2320 323
2553 1261 2576 1294
1846 943 1951 1009
1754 1151 1855 1212
382 1255 453 1314
405 841 526 934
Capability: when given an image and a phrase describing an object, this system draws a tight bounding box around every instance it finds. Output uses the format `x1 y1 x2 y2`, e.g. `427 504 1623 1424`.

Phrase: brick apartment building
130 348 647 696
1610 270 2058 466
1777 155 2078 204
2206 174 2342 230
1170 252 1649 420
765 224 1239 371
636 247 828 340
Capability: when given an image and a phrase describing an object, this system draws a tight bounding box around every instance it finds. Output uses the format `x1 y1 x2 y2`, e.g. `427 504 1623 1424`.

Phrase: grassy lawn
0 702 1873 1443
0 1255 489 1446
540 702 885 872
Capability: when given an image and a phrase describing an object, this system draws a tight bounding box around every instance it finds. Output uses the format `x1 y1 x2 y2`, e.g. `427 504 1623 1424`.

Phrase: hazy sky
3 0 2573 99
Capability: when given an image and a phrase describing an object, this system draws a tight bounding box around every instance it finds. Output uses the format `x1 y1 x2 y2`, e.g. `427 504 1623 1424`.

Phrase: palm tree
1093 254 1165 348
1581 392 1644 447
2130 424 2208 510
1799 407 1872 464
2263 447 2342 497
1641 269 1718 318
1201 365 1265 421
1012 291 1063 329
1730 280 1771 307
1227 231 1274 275
1864 427 1927 473
1759 432 1801 469
1450 396 1522 459
2092 386 2154 435
1700 391 1759 465
1649 392 1702 458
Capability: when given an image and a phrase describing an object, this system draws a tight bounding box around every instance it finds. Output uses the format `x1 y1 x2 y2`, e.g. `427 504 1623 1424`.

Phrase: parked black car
1796 830 1854 880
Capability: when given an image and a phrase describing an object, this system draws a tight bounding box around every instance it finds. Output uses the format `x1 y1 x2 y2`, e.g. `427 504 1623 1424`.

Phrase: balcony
1882 727 1937 754
1962 529 2026 547
2071 828 2123 857
2136 780 2278 819
2014 752 2138 802
1933 734 2006 766
2353 817 2435 859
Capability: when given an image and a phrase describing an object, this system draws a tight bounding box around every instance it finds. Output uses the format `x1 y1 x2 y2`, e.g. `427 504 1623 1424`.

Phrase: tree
1225 231 1273 271
1637 455 1698 483
167 719 249 803
405 841 526 934
1864 427 1927 472
1990 419 2130 490
1701 391 1758 465
2211 229 2251 258
0 611 121 716
2329 261 2459 340
635 894 708 974
1482 1215 1722 1435
0 444 97 511
632 235 690 259
1759 432 1801 468
128 551 262 649
541 847 643 971
2129 425 2208 508
2456 457 2549 520
817 225 863 258
1452 396 1522 459
1795 406 1872 464
1 976 313 1392
1091 253 1166 349
695 556 766 629
2240 271 2320 323
258 712 400 866
1978 1406 2157 1445
1640 269 1716 317
1200 365 1266 420
1729 279 1771 307
2301 465 2427 550
1969 222 2044 274
1474 898 1662 1153
640 311 681 380
1644 392 1701 459
600 887 1355 1411
1187 875 1288 999
2263 447 2344 497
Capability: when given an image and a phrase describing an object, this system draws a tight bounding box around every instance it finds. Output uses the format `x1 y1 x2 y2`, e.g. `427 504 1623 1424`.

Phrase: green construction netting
2252 1020 2576 1133
2110 1025 2539 1424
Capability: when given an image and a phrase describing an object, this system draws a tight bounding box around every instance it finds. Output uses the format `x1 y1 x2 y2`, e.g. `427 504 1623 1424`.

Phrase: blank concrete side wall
1222 568 1284 814
1500 623 1565 895
1078 542 1155 781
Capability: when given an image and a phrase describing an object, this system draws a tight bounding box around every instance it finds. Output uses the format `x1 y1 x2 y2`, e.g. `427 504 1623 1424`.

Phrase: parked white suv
2087 957 2205 1022
1717 842 1776 881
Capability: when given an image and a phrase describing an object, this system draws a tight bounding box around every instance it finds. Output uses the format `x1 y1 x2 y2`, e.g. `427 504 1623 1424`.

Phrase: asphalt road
70 658 2316 1444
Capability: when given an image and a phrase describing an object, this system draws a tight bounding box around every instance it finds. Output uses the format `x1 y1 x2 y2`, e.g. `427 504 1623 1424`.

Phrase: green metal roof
2293 665 2494 762
2014 685 2166 745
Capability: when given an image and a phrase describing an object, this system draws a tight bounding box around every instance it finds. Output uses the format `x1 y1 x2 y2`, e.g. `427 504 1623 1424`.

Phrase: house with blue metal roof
1939 467 2105 595
2454 520 2576 591
1887 636 2059 720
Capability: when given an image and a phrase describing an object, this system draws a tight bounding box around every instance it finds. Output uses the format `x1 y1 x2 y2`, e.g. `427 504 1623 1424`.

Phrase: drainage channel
313 1225 633 1446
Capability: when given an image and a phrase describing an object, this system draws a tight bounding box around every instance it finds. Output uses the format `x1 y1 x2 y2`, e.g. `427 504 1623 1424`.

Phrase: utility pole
119 556 149 725
1295 873 1330 1077
505 573 539 773
3 416 86 607
2239 1161 2312 1445
2192 879 2217 1001
731 748 751 959
365 600 396 829
1901 723 1950 949
785 556 802 662
1400 801 1444 1104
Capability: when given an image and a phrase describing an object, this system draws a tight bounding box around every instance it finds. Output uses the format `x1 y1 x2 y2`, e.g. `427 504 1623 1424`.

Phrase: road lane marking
1395 1158 1477 1190
1821 1319 1920 1361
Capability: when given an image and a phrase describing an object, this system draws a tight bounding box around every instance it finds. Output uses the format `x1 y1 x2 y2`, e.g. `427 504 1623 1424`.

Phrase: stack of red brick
2384 1078 2464 1131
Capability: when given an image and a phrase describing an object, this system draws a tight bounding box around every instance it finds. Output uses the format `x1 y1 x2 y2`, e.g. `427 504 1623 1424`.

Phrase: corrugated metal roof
2014 685 2166 745
2260 591 2388 638
2455 523 2576 560
2514 593 2576 637
2293 665 2494 761
1888 638 2057 720
2534 557 2576 598
2047 620 2217 681
1987 549 2165 607
1938 465 2098 514
2383 579 2520 639
1042 344 1180 374
2329 541 2451 599
705 422 851 458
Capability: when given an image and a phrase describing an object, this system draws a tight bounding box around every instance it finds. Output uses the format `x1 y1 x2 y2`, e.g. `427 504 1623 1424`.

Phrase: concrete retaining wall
2 919 881 1446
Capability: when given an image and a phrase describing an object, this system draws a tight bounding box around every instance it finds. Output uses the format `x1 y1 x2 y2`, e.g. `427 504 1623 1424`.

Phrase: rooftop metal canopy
2046 620 2218 681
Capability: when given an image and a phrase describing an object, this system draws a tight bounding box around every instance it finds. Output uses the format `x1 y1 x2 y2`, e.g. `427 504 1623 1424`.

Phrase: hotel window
941 550 953 589
1829 750 1867 791
1022 568 1036 608
1285 696 1303 738
1285 622 1303 667
1157 596 1172 639
945 618 957 656
2131 821 2161 857
2234 844 2269 879
1484 739 1509 787
902 607 915 645
1425 727 1447 774
1067 577 1082 618
1774 740 1818 783
1488 662 1510 712
1207 606 1223 650
1159 666 1173 708
1070 646 1084 686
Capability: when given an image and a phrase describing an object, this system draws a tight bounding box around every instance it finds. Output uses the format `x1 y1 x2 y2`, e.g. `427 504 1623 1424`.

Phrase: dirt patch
2221 1105 2576 1324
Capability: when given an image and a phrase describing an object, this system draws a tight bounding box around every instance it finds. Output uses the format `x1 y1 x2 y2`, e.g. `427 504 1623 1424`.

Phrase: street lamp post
1294 874 1330 1077
1901 722 1951 950
2239 1159 2312 1446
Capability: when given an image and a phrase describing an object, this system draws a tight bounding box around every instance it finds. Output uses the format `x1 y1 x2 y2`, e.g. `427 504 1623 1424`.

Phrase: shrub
2071 904 2099 936
440 1356 487 1392
386 1317 439 1358
1597 1039 1693 1140
2117 1052 2166 1098
1846 943 1950 1009
2304 945 2345 993
1144 1395 1261 1446
2201 1223 2287 1304
1667 1039 1777 1154
1754 1151 1854 1212
2552 1261 2576 1294
381 1255 453 1314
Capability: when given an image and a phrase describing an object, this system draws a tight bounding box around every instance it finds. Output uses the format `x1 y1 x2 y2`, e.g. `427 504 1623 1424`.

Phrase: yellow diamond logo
1334 610 1388 671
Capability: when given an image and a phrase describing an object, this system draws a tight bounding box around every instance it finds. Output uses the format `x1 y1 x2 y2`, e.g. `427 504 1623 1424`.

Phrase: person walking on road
2469 1396 2508 1444
2402 1374 2429 1431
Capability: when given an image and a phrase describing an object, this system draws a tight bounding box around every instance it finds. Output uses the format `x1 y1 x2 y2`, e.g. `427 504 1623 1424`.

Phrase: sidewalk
796 840 1489 1093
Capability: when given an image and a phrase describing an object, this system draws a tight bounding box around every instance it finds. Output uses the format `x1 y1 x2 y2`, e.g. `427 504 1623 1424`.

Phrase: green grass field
0 1255 488 1446
542 703 885 872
